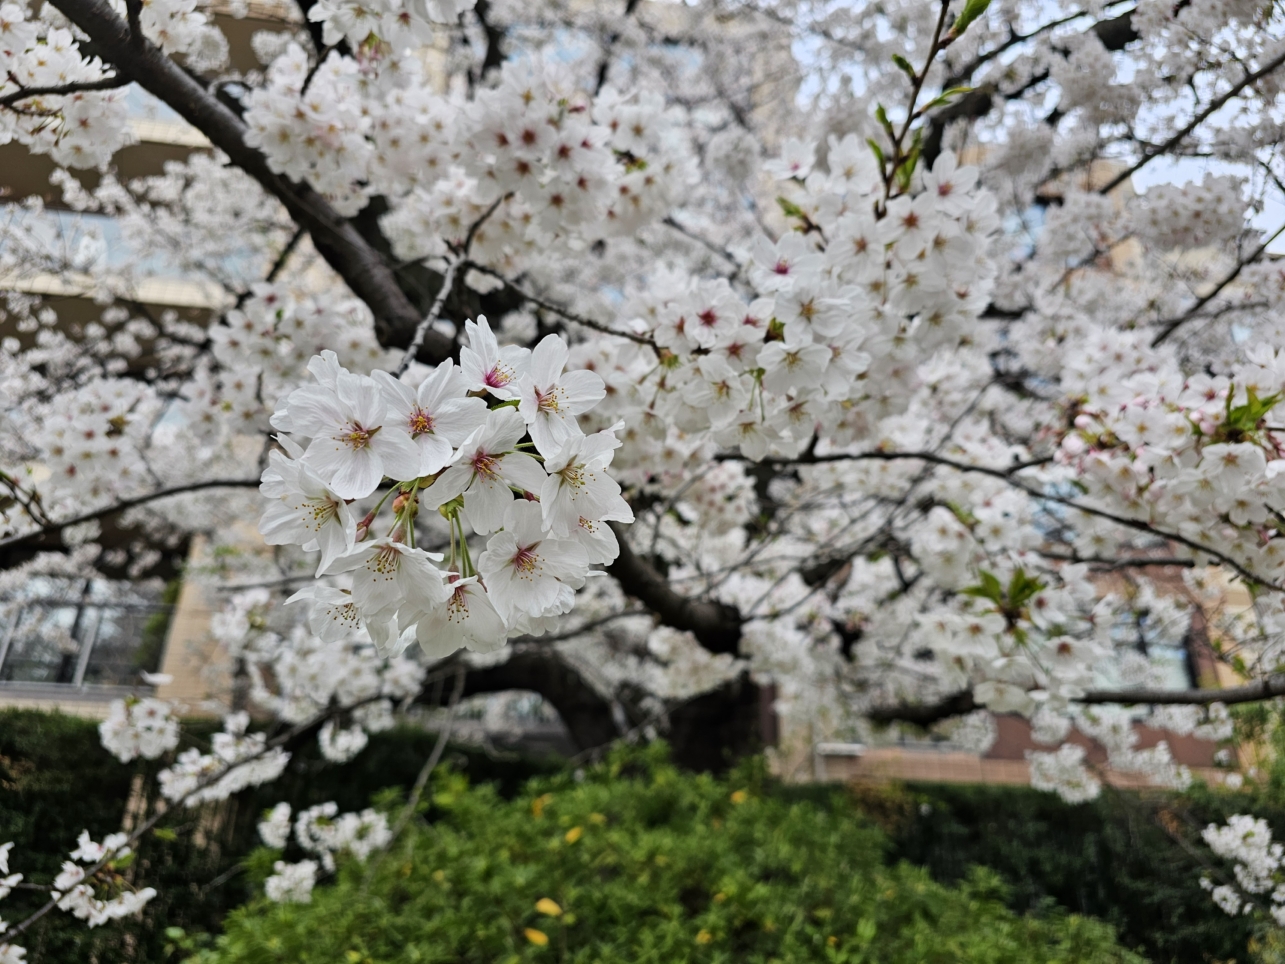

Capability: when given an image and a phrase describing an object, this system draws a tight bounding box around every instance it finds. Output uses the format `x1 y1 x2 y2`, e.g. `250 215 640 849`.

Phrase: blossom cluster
1057 332 1285 596
1131 173 1247 251
0 4 133 167
307 0 474 49
258 801 391 903
156 711 290 806
245 47 693 244
262 318 630 658
1201 814 1285 925
50 831 156 928
98 697 181 763
0 842 18 964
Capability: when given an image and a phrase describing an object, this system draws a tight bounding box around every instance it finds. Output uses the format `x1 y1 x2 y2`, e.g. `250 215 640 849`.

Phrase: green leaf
894 131 922 192
875 103 894 138
960 570 1005 605
152 827 179 843
1224 383 1280 436
923 86 975 111
866 137 886 173
892 53 917 83
1007 568 1046 609
776 196 806 219
949 0 992 38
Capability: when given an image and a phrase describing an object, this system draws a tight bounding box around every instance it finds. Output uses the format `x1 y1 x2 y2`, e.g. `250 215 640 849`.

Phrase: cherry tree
5 0 1285 952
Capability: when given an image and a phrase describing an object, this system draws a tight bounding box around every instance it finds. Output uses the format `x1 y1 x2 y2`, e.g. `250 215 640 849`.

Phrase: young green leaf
892 53 917 83
949 0 992 39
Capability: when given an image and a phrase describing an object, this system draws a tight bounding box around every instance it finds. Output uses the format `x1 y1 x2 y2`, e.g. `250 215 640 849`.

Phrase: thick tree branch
48 0 454 363
606 522 743 654
425 648 622 752
867 690 978 726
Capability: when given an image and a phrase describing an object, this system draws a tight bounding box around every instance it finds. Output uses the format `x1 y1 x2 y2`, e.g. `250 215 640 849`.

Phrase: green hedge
191 745 1142 964
884 780 1267 964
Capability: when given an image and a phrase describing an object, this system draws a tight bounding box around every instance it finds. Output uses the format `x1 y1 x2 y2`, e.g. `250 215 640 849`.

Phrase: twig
0 479 260 552
0 75 130 109
393 257 461 378
463 261 656 347
1099 48 1285 196
1151 221 1285 345
391 195 510 377
725 447 1285 593
389 668 466 841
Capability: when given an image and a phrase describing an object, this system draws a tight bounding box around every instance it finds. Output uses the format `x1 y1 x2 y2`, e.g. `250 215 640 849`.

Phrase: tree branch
1099 47 1285 196
0 478 260 552
606 522 743 654
1151 221 1285 346
464 261 657 347
870 674 1285 727
0 74 129 109
48 0 454 364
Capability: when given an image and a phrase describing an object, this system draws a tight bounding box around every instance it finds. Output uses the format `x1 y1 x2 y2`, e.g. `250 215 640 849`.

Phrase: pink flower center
485 364 514 389
407 408 435 436
471 451 501 480
511 544 540 574
535 385 564 414
340 423 379 450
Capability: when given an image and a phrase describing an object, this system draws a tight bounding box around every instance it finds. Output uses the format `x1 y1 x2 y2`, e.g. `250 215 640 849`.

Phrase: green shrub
194 745 1142 964
886 781 1267 964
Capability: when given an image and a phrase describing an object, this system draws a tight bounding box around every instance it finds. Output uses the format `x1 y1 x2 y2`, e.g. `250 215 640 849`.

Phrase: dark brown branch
869 674 1285 727
438 648 623 751
0 478 259 552
1099 47 1285 195
867 690 977 726
48 0 454 364
606 522 743 654
1079 676 1285 706
0 74 129 109
1151 221 1285 345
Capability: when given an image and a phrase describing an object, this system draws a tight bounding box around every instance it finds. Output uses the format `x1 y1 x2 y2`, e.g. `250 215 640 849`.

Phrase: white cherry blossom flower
276 353 421 499
413 576 506 657
460 315 530 399
517 334 606 456
373 361 487 476
258 450 356 576
424 408 548 533
325 539 449 622
477 501 589 625
540 429 634 537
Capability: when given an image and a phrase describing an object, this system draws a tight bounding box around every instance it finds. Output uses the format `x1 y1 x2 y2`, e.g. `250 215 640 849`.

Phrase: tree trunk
426 651 770 772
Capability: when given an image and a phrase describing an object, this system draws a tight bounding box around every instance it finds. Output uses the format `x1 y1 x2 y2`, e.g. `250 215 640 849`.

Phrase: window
0 577 173 689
